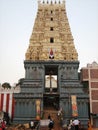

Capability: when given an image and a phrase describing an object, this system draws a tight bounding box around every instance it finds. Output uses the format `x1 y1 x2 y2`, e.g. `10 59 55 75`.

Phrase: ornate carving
25 0 78 61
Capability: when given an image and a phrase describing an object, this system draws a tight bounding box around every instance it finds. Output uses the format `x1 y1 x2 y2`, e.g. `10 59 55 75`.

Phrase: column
3 93 6 112
8 93 13 118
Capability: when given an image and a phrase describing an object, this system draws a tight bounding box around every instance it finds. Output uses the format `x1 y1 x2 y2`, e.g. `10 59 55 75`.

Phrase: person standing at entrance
48 119 54 130
48 114 52 121
72 117 80 130
30 121 34 129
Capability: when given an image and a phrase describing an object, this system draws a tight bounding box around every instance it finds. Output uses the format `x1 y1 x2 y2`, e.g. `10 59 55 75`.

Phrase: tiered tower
26 0 78 61
14 0 89 127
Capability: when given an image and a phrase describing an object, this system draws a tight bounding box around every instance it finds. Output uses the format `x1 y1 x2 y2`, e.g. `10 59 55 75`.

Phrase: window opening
50 38 54 43
45 75 57 89
50 27 53 31
51 18 53 21
51 10 53 14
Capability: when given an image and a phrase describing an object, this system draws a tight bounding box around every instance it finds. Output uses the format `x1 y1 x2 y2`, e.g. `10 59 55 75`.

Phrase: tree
2 82 11 89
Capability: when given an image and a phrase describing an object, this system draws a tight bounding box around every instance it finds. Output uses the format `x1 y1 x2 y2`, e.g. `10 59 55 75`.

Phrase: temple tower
26 0 78 61
14 0 89 126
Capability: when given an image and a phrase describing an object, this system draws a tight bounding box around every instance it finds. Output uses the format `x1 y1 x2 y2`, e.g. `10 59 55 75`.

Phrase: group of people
48 112 80 130
68 117 80 130
0 120 6 130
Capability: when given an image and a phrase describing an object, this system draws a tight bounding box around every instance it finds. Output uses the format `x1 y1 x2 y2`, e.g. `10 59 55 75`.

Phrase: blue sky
0 0 98 85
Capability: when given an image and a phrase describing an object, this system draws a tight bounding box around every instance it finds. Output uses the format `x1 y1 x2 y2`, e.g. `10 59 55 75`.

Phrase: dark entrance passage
43 94 59 110
42 94 62 130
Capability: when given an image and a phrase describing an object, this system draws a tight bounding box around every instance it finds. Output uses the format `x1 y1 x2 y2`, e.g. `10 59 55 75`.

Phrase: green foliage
2 82 11 89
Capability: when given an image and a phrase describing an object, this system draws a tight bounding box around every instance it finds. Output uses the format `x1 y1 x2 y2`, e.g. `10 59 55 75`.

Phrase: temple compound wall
0 85 20 120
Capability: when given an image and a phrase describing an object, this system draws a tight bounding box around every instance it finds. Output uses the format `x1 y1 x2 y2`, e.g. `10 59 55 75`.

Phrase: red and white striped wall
0 93 15 119
0 85 20 119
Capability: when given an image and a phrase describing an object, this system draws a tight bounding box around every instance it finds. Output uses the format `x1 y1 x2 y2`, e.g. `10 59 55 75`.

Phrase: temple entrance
44 65 59 110
43 94 59 110
42 94 62 130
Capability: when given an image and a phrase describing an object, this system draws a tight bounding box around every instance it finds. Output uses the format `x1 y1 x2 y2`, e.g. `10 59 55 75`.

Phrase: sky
0 0 98 85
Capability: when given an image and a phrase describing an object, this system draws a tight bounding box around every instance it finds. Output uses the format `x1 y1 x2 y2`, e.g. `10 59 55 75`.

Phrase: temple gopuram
13 0 89 127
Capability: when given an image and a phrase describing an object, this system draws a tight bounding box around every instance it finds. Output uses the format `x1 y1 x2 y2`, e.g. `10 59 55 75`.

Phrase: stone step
43 108 62 130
